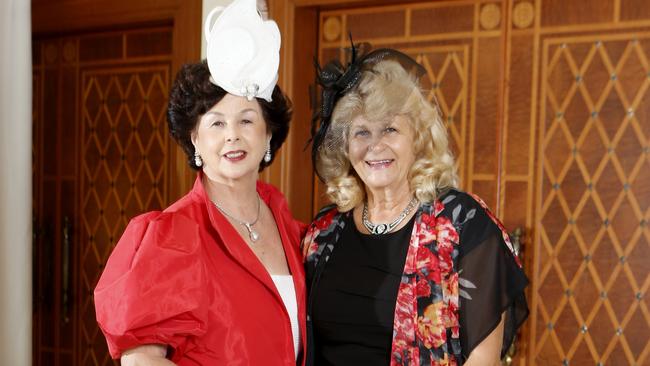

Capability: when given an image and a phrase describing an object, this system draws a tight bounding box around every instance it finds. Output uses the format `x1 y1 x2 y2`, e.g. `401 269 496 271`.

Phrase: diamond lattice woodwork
536 33 650 365
413 46 469 182
79 67 170 366
33 25 175 366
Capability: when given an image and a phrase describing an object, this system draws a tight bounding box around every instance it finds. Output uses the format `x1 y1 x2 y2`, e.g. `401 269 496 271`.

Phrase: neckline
351 213 416 238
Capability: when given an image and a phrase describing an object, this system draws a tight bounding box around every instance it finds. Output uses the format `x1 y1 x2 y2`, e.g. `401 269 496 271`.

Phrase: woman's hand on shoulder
120 344 177 366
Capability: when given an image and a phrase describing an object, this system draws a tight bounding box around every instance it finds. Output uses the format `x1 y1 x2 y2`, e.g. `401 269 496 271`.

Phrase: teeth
225 151 244 158
368 159 392 165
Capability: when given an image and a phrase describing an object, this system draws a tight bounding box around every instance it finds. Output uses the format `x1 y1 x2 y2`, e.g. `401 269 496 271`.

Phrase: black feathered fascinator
309 37 426 178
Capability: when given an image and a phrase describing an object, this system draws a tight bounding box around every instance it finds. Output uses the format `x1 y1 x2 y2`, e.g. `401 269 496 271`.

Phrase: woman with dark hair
304 45 529 365
94 1 305 365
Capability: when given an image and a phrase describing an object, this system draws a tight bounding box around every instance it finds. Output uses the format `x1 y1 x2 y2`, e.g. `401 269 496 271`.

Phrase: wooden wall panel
535 31 650 365
540 0 615 27
411 5 475 35
531 0 650 362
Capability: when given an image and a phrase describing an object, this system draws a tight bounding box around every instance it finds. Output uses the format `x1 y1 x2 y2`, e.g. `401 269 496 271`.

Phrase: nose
225 123 241 143
367 135 386 152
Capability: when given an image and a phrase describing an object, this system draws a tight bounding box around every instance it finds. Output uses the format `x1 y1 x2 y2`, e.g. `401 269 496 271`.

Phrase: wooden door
31 1 201 365
533 2 650 364
271 0 650 364
32 28 173 366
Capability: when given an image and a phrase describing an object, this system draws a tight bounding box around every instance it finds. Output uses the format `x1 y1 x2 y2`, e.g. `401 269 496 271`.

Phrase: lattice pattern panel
411 45 469 177
79 66 170 366
536 33 650 365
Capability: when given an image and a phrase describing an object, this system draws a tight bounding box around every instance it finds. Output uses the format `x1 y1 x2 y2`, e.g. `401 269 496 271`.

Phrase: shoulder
434 189 496 224
256 180 306 233
310 204 343 231
301 204 344 260
257 180 286 202
432 189 500 241
436 190 519 260
257 180 293 217
96 210 203 294
121 208 202 259
437 189 485 211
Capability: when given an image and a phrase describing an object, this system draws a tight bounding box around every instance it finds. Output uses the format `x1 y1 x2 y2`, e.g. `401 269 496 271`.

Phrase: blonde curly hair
315 60 458 212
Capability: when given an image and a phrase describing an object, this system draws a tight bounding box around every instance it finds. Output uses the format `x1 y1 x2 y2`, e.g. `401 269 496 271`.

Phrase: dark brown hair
167 61 292 170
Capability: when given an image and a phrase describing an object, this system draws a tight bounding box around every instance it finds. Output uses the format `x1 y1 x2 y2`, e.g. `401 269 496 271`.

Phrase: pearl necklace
362 197 418 235
214 195 261 242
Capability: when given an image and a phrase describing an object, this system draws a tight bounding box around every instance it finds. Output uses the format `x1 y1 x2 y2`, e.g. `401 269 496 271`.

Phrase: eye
211 120 225 127
383 126 397 134
241 119 253 124
353 129 370 137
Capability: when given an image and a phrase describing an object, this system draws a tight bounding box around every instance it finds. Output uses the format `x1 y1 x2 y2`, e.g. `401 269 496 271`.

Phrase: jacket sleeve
455 194 529 360
94 211 208 360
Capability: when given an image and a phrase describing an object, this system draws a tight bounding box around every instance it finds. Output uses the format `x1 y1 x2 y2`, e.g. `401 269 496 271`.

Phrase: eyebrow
205 108 259 117
239 108 259 115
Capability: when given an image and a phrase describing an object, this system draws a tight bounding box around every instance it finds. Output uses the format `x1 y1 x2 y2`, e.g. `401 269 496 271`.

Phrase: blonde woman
304 46 529 365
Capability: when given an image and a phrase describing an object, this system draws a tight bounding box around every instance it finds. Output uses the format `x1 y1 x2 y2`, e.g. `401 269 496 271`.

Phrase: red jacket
95 175 307 365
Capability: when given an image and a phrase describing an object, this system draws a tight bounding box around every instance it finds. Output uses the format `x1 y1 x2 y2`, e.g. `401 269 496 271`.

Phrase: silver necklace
362 197 418 235
214 196 261 242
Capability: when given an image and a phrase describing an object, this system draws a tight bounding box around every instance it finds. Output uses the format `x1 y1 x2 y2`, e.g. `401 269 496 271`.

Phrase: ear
266 133 272 147
191 129 199 151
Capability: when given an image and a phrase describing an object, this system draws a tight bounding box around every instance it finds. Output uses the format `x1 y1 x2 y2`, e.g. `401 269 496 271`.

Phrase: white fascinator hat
204 0 280 102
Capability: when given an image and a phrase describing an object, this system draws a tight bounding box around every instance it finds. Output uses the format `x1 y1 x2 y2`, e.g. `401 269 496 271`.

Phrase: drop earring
263 145 272 163
194 151 203 167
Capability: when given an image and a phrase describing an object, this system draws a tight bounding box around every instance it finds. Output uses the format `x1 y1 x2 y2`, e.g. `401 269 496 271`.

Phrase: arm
464 313 505 366
120 344 177 366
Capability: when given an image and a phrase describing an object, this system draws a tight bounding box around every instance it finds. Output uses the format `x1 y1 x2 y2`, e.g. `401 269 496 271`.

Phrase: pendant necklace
362 196 418 235
214 195 261 242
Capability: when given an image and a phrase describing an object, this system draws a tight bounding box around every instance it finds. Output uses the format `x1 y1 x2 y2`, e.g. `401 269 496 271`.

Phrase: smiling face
192 93 270 184
348 114 416 195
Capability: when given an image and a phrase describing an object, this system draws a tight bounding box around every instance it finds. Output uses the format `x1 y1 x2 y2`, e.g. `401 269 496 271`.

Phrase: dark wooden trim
33 0 183 34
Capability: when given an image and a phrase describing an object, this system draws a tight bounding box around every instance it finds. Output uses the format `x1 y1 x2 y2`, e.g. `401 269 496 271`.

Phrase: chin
363 178 399 190
207 164 259 182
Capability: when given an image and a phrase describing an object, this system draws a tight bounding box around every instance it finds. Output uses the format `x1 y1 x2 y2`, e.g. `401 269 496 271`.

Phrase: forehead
208 93 262 114
350 114 410 127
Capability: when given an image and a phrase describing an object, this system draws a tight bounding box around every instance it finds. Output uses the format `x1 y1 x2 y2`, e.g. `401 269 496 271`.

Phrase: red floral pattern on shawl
392 208 461 366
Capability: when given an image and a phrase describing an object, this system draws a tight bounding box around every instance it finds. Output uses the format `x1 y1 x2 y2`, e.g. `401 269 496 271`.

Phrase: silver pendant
244 223 260 242
363 197 419 235
372 223 389 235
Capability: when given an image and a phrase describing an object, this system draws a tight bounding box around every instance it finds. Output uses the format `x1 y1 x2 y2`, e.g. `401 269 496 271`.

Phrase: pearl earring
263 146 272 163
194 151 203 167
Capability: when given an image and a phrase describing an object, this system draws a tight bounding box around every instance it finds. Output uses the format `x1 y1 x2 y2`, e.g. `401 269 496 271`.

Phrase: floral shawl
303 189 526 366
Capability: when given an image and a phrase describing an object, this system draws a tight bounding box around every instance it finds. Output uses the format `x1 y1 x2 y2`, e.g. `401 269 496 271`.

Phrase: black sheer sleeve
454 195 529 360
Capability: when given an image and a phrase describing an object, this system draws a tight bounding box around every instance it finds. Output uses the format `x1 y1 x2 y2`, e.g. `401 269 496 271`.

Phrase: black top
311 214 415 366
